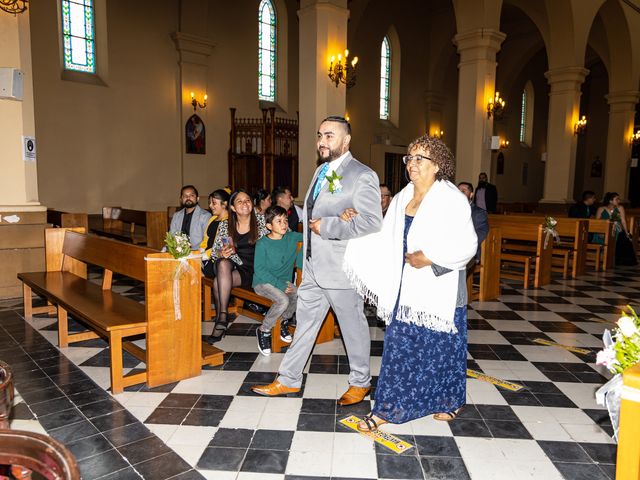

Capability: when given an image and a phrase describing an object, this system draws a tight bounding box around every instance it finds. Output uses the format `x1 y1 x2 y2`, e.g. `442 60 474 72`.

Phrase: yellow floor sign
466 369 524 392
532 338 591 354
339 415 414 454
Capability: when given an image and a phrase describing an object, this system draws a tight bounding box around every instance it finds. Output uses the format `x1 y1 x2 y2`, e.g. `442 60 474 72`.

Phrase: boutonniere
325 170 343 194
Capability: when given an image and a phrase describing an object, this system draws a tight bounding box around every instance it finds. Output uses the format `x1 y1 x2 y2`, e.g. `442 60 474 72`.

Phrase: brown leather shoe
251 380 300 397
337 386 371 406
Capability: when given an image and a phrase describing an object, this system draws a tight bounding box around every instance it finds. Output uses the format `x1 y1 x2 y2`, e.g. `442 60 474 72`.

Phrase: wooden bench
18 228 223 394
202 242 335 353
92 207 167 250
484 219 553 288
47 209 89 232
491 215 589 278
467 227 501 302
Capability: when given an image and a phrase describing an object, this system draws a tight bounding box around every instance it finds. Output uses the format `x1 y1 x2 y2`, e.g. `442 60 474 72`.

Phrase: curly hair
407 135 455 181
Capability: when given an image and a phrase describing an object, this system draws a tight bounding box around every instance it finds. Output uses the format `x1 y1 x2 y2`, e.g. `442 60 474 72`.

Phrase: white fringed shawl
343 180 477 334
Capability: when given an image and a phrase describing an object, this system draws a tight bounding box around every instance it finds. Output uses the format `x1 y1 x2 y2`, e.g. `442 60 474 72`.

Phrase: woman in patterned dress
206 189 269 344
343 135 477 431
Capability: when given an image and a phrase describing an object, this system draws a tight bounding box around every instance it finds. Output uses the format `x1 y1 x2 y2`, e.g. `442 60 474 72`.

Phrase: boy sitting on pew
253 206 303 356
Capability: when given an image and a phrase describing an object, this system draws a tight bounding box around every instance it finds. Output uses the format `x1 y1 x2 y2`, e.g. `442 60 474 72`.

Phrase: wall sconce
0 0 28 14
328 49 358 88
190 91 207 111
432 130 444 139
500 139 510 149
632 130 640 145
574 115 587 135
487 92 505 119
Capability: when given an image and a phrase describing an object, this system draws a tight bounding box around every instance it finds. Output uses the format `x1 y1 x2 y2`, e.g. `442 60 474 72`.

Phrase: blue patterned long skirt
372 216 468 424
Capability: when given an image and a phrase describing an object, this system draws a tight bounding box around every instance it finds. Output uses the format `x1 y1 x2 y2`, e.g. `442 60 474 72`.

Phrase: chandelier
0 0 28 14
328 49 358 88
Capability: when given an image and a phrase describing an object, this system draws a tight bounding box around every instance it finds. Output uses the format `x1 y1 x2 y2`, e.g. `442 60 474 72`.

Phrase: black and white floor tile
2 265 638 479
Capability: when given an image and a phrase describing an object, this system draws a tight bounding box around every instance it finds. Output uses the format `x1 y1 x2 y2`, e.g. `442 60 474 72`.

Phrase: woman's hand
220 245 234 258
339 208 358 222
405 250 432 268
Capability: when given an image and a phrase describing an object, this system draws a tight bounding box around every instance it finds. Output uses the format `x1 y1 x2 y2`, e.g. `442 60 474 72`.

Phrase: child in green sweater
253 205 303 356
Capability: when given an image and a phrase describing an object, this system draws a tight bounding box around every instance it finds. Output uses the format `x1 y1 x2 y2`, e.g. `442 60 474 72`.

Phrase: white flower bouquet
543 216 560 248
595 306 640 440
164 231 191 259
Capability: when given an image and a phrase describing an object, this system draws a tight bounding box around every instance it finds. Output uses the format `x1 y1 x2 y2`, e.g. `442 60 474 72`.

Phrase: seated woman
596 192 637 266
343 135 477 431
206 189 269 344
253 188 272 215
201 189 231 278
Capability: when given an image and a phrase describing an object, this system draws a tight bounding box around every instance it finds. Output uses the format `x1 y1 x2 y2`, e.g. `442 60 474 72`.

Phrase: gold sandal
357 414 388 432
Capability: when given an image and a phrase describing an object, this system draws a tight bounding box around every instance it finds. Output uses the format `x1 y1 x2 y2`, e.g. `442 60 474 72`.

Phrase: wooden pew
467 227 502 302
485 217 553 288
491 215 589 278
18 228 223 394
92 207 167 250
202 242 335 353
628 214 640 256
47 209 89 232
616 362 640 480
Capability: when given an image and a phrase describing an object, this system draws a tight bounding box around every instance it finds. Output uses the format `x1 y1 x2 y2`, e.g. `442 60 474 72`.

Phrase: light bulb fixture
328 49 358 88
632 130 640 145
487 92 506 119
574 115 587 135
432 130 444 139
0 0 28 14
500 139 510 149
190 91 207 111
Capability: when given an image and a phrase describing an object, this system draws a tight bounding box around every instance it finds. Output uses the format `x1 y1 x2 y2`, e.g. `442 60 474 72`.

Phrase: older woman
206 189 268 344
343 135 477 431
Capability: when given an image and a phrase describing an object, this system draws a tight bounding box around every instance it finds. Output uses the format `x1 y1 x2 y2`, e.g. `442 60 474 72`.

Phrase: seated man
569 190 597 218
272 186 301 229
169 185 211 249
380 184 393 217
458 182 489 262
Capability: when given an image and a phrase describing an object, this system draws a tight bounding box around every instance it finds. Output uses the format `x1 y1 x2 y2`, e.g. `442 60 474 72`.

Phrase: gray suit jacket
169 204 212 249
303 153 383 289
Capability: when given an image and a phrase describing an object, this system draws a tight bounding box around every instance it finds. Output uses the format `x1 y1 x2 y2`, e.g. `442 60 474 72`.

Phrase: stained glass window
519 90 527 143
380 36 391 120
62 0 95 73
258 0 276 102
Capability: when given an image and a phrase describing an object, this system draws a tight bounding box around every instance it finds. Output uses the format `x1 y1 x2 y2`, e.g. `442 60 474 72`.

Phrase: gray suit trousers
277 260 371 389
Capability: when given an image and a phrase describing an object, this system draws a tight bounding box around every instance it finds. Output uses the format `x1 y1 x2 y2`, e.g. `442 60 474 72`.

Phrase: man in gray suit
169 185 211 249
252 116 383 405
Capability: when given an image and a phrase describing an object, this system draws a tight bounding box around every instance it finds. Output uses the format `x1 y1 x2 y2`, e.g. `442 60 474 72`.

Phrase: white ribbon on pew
543 227 560 249
596 373 622 441
145 254 200 321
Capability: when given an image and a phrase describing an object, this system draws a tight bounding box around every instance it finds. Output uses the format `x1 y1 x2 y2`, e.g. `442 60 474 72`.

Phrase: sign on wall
22 136 36 161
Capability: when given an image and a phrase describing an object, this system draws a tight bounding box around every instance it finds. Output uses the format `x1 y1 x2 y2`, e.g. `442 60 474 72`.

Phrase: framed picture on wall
186 114 206 154
496 152 505 175
522 162 529 186
590 156 602 178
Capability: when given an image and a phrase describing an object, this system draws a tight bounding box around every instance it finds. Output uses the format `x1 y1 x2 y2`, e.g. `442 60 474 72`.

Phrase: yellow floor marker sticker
339 415 414 454
532 338 591 354
466 369 524 392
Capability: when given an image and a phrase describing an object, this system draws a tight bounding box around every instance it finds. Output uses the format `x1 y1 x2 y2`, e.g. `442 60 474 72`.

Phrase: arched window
519 81 534 147
258 0 277 102
62 0 96 73
379 36 391 120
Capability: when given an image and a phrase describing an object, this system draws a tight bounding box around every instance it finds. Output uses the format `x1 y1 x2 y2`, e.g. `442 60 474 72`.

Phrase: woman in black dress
206 189 268 343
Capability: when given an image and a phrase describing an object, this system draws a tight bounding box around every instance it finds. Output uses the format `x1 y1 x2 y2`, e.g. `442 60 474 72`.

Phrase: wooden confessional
228 107 299 197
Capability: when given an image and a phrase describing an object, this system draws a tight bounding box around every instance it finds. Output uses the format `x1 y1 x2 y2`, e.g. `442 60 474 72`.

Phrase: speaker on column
0 68 24 101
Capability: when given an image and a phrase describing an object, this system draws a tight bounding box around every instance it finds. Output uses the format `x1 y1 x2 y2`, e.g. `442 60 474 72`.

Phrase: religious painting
496 152 505 175
186 114 206 154
591 156 602 178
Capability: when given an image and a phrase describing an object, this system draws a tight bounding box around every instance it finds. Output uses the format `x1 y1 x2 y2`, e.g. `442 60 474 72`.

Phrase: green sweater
252 231 303 291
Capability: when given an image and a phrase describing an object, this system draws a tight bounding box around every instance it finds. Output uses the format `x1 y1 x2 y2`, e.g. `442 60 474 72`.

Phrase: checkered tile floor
3 265 638 480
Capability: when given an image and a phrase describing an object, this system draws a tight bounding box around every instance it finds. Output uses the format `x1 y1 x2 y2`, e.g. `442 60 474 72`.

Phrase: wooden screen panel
62 231 154 282
384 152 408 195
232 154 264 194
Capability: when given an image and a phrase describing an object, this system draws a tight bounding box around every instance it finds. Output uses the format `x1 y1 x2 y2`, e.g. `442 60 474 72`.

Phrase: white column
541 66 589 203
452 28 505 183
603 91 639 198
297 0 349 195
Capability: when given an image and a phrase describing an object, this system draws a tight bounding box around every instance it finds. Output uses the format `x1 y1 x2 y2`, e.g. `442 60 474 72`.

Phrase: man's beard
477 181 487 188
182 200 196 208
318 146 343 162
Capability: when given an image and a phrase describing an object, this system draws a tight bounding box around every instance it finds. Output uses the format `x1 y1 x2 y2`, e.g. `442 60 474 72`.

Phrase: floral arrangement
544 216 557 231
542 216 559 247
595 305 640 441
596 306 640 374
164 232 191 259
325 170 343 194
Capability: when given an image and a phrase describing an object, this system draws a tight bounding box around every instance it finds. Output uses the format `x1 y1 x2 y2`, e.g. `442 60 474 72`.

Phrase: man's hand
309 218 322 235
339 208 359 222
405 250 432 268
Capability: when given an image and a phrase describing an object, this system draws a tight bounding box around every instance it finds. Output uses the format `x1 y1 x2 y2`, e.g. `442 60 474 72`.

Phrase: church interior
2 0 640 479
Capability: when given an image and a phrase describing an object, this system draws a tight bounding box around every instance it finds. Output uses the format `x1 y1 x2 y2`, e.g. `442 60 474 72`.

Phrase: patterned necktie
312 163 330 200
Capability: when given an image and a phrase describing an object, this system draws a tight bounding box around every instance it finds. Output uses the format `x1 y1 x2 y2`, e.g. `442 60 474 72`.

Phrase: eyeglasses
381 194 391 198
402 154 431 165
